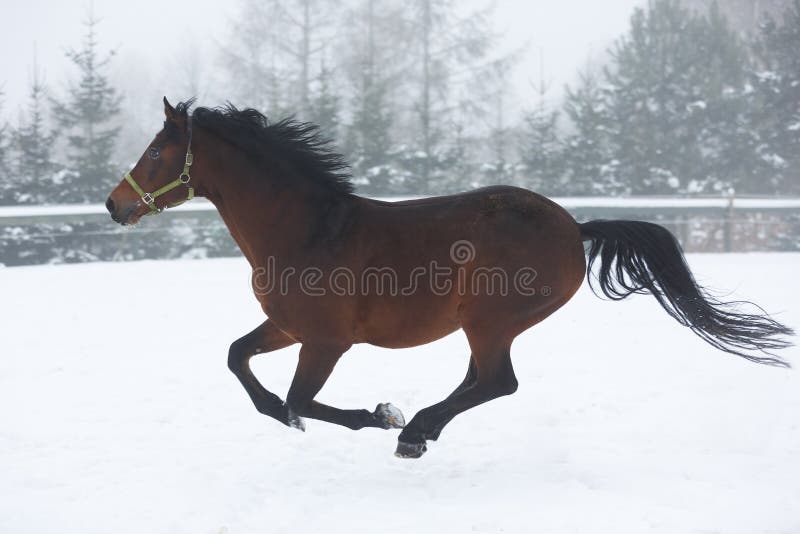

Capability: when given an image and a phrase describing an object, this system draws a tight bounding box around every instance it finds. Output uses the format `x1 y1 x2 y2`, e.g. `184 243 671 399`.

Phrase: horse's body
242 186 584 349
107 99 792 458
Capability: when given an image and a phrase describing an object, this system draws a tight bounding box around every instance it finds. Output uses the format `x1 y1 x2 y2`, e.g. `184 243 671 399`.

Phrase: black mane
185 101 353 195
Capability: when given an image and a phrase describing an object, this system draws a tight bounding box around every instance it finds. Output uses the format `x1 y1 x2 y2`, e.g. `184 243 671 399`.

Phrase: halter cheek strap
124 120 195 215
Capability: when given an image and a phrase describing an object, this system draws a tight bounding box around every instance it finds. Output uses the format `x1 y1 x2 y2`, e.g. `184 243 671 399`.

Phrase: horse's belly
364 323 461 349
357 298 462 348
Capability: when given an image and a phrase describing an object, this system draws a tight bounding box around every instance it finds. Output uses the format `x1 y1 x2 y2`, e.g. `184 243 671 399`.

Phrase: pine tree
13 58 57 204
406 0 505 191
348 80 394 191
603 1 693 194
481 90 516 187
680 0 792 33
222 0 340 120
562 70 618 195
347 74 394 193
438 121 478 192
220 0 286 115
468 52 519 190
750 0 800 194
344 0 403 194
683 1 753 193
0 90 9 204
519 71 564 195
52 13 121 203
519 109 562 194
601 0 752 194
309 60 341 145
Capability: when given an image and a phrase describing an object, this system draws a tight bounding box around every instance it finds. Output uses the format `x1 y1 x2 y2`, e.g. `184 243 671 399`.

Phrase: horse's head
106 97 195 225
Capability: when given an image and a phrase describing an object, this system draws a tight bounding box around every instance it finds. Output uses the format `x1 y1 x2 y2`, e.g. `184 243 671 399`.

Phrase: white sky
0 0 642 122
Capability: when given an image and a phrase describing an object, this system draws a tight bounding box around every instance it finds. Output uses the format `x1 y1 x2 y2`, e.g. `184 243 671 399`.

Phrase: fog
1 0 639 118
1 0 798 265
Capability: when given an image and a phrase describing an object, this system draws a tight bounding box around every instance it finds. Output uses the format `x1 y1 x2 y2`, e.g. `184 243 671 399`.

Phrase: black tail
580 220 793 367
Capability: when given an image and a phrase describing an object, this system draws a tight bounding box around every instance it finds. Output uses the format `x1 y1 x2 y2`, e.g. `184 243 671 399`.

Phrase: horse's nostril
105 197 115 215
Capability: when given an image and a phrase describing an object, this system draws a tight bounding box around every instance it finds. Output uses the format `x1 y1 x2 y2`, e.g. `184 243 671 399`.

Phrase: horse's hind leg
227 320 300 428
450 357 479 399
396 333 517 458
425 356 478 441
284 342 406 431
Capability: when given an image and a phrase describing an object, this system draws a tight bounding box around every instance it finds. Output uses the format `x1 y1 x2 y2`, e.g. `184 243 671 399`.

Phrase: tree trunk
300 0 311 117
421 0 432 183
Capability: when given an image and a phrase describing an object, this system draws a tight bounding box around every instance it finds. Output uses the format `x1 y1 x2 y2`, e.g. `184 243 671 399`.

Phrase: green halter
124 122 195 214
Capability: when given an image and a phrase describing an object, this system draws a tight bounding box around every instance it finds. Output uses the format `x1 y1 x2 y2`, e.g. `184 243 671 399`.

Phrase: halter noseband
124 119 195 214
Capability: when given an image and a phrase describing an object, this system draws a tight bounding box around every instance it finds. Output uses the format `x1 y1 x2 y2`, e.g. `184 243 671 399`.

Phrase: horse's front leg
284 342 405 431
227 319 302 428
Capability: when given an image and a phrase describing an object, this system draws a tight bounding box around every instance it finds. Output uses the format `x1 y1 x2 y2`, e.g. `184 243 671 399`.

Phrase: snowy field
1 253 799 534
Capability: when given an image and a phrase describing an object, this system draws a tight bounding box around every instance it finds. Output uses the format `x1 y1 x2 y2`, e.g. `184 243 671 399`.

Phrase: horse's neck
208 179 312 268
195 138 341 269
213 198 260 266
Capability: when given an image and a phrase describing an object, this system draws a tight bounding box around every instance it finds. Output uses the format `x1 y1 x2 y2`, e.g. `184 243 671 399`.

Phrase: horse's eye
149 147 160 159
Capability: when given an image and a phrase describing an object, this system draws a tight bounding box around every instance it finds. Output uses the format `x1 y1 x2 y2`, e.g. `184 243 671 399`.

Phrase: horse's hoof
394 440 427 459
286 407 306 432
375 403 405 429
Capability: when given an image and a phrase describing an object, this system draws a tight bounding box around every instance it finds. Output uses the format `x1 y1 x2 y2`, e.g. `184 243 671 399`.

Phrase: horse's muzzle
106 196 138 225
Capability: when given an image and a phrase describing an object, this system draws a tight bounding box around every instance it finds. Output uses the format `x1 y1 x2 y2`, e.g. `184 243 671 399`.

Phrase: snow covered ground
1 253 799 534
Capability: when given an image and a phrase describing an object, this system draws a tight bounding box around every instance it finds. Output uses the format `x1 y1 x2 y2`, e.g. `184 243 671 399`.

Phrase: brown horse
107 98 793 458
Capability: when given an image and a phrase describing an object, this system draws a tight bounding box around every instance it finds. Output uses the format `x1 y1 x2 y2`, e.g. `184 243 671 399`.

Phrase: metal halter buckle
142 192 154 204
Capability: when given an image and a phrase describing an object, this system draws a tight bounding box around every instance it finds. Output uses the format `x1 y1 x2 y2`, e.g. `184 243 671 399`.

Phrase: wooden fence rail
1 195 799 265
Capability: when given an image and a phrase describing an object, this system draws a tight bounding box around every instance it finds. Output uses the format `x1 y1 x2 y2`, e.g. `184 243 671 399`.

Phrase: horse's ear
163 96 178 122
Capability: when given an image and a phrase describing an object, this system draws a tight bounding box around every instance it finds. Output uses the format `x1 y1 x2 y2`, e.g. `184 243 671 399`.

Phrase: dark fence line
1 196 799 267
